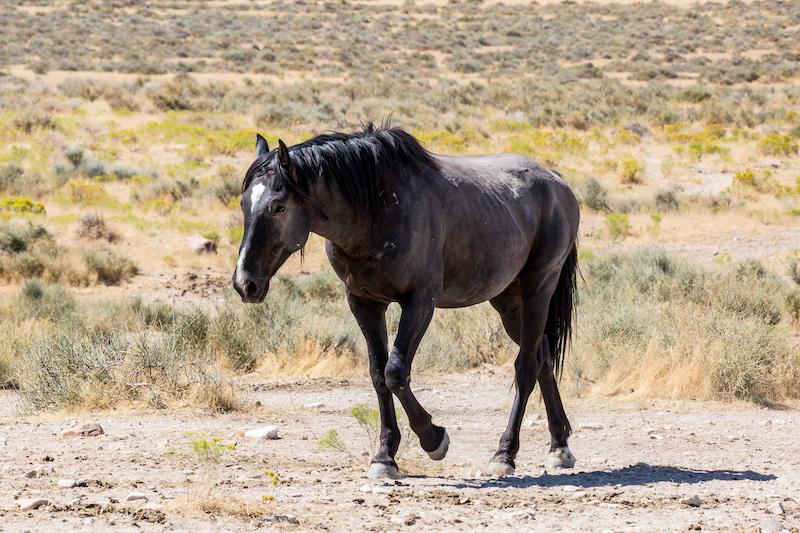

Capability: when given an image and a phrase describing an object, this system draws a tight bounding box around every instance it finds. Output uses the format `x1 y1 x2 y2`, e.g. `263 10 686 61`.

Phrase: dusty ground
1 373 798 532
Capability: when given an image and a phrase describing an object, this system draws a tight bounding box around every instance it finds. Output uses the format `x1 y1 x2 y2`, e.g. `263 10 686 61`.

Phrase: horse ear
277 139 291 169
255 133 269 157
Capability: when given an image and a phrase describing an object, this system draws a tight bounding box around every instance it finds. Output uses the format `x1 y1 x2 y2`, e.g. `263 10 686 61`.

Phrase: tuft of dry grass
76 213 119 242
570 250 800 403
182 496 274 519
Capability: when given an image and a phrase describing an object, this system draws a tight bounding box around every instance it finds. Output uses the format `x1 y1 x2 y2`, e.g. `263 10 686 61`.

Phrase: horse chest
327 241 406 301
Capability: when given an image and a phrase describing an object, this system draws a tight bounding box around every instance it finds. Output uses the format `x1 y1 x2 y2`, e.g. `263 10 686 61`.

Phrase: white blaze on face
250 182 266 214
236 182 267 286
235 242 249 288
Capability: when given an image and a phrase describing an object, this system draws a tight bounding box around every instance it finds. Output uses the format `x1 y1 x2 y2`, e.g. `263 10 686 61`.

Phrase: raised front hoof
545 446 576 469
367 462 402 480
486 461 515 477
426 429 450 461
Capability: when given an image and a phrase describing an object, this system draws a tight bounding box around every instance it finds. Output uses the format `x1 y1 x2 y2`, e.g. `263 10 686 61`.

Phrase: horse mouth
234 277 270 304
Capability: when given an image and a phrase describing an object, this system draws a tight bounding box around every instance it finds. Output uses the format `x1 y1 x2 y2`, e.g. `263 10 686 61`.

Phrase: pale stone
244 426 279 440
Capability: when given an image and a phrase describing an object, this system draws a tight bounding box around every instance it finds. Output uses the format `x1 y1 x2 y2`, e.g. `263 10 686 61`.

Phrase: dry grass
0 0 798 411
181 496 274 519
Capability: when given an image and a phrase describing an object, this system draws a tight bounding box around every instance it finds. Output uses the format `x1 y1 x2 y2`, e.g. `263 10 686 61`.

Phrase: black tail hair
545 242 578 378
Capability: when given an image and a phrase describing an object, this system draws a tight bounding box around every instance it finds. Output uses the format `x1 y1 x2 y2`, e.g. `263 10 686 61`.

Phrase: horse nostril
244 280 258 297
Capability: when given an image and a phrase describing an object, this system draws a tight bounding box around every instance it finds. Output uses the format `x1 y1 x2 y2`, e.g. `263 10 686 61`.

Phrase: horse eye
274 205 286 213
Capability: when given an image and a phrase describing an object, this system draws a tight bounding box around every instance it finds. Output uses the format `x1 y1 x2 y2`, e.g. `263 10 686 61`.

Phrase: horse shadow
440 462 776 490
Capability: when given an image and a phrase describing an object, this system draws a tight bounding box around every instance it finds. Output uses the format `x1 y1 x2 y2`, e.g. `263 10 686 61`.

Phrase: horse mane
242 122 438 216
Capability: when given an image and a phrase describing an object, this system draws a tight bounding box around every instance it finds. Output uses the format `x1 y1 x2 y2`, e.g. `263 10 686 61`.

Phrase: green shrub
605 213 631 240
733 168 758 189
0 164 28 194
619 159 645 184
654 189 679 211
786 289 800 323
577 250 798 403
0 222 49 253
65 146 85 168
580 177 609 212
0 197 45 214
63 179 111 205
788 254 800 285
209 309 256 372
84 247 138 285
18 280 76 321
758 133 798 157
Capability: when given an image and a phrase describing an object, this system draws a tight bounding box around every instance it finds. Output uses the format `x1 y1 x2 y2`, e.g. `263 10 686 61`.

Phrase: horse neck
306 182 375 254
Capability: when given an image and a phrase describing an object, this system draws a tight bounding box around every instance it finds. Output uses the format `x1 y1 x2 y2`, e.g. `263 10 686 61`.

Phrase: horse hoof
367 462 402 480
545 446 576 469
427 430 450 461
486 461 515 477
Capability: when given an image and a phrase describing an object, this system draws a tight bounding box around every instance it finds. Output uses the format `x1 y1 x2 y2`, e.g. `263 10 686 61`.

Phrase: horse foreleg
384 292 449 461
347 293 402 479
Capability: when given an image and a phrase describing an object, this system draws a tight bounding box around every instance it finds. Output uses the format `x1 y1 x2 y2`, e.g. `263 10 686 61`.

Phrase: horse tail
545 240 578 379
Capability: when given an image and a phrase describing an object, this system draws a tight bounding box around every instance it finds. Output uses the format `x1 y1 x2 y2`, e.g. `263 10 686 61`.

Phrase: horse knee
384 350 409 394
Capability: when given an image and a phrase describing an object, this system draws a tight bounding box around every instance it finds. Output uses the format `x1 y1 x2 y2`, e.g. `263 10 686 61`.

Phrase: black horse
233 124 579 479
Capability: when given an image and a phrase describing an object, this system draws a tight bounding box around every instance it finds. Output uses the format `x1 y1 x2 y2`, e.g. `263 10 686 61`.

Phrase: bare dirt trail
1 373 798 532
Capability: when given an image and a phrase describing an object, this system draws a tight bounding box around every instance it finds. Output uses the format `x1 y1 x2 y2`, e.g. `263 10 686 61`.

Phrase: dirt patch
163 271 228 299
1 375 798 531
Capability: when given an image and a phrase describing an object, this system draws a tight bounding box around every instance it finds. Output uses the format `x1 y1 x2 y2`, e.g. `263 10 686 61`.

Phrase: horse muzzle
232 271 269 303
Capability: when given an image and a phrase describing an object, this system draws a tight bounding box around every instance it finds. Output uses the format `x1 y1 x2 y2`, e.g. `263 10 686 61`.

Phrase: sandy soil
1 374 798 532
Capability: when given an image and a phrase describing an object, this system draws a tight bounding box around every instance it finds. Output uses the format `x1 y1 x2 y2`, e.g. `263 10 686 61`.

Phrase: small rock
62 423 104 437
579 423 604 430
244 426 279 440
304 402 324 409
125 491 147 502
267 515 298 524
19 498 49 511
767 501 785 515
186 234 217 254
682 495 702 507
759 517 782 533
561 485 580 492
359 484 372 493
372 486 392 495
506 510 535 521
58 479 77 489
23 465 54 478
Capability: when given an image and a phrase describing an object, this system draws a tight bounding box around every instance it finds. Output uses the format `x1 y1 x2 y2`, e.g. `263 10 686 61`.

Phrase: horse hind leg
538 344 575 469
488 279 575 475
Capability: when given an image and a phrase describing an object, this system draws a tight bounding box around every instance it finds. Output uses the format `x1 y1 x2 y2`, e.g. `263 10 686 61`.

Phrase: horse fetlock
367 461 402 480
545 446 576 469
384 352 409 394
486 460 516 477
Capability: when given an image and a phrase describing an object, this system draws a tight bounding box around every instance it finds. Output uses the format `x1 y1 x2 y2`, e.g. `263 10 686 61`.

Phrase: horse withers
233 124 579 479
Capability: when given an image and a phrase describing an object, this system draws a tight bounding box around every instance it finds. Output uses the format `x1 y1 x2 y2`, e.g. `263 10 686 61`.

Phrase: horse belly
438 218 532 308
